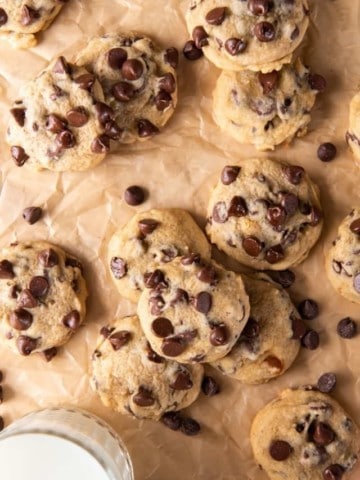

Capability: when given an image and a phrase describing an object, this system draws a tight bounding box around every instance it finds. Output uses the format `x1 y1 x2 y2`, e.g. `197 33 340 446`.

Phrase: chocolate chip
152 318 174 338
298 299 319 320
302 329 320 350
242 236 263 257
9 285 20 299
280 192 299 215
228 196 248 217
337 317 357 339
22 207 42 225
318 372 337 394
183 40 203 60
290 26 299 40
122 59 143 81
104 121 123 140
21 5 39 25
110 257 127 279
133 387 155 407
212 202 228 223
249 0 273 15
201 375 220 396
269 440 293 461
65 257 83 272
45 114 67 133
206 7 226 25
258 71 278 94
159 73 176 94
10 108 26 127
144 270 166 289
310 206 322 227
225 38 247 55
0 370 3 383
162 337 186 357
124 185 145 206
170 371 193 390
55 130 76 149
194 291 212 314
181 253 201 265
146 342 163 363
192 26 209 49
210 324 228 346
91 134 110 154
353 273 360 293
265 245 284 264
66 107 89 127
267 206 286 229
242 318 260 338
291 317 307 340
155 91 172 111
0 260 15 279
254 21 275 42
11 146 29 166
323 464 344 480
62 310 81 330
112 82 135 102
350 219 360 235
312 422 335 446
100 326 115 338
53 56 71 75
164 48 179 68
0 8 8 26
171 288 189 305
161 411 182 430
317 143 337 162
29 276 49 297
108 331 131 350
265 356 283 371
9 308 33 330
74 74 96 91
282 165 305 185
18 289 38 308
221 165 240 185
197 265 218 285
180 417 201 436
42 347 58 362
95 102 114 125
266 269 295 288
308 74 327 92
138 218 159 235
16 335 37 356
137 119 159 138
38 248 59 268
107 48 127 69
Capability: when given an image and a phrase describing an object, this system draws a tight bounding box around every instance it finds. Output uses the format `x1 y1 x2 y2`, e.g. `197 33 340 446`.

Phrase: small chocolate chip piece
266 269 295 288
249 0 272 15
267 206 286 228
317 143 337 162
312 422 335 446
354 273 360 293
74 74 96 91
254 21 276 42
242 236 263 257
38 248 59 268
107 48 128 69
350 218 360 235
133 387 155 407
291 317 307 340
308 74 327 92
161 412 182 430
206 7 226 25
265 245 284 264
317 373 337 393
181 253 201 266
282 165 305 185
162 337 186 357
152 318 174 338
9 308 33 330
11 146 29 166
192 26 209 49
180 417 201 436
164 48 179 68
137 119 159 138
210 324 228 346
21 5 39 25
109 331 131 350
337 317 357 339
46 114 67 133
298 299 319 320
323 464 344 480
66 107 89 127
280 192 299 215
112 81 135 102
269 440 293 461
100 326 115 338
110 257 127 279
91 134 110 154
258 71 278 94
10 108 26 127
225 38 247 55
17 335 37 356
221 165 240 185
124 185 145 206
170 371 193 390
302 329 320 350
22 207 42 225
213 202 228 223
202 375 220 396
146 342 163 363
183 40 203 60
53 56 71 75
29 276 49 297
155 91 172 111
62 310 81 330
242 318 260 338
42 347 58 362
197 265 218 285
55 130 76 149
138 218 159 235
194 291 212 314
18 289 38 309
310 206 322 226
159 73 176 94
0 260 15 279
228 196 248 217
0 8 8 26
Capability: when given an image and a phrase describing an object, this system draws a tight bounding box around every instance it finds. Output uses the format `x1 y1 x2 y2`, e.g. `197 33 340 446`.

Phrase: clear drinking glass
0 407 134 480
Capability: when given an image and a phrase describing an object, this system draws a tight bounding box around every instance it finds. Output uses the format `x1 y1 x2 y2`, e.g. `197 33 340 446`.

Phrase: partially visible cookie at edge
346 92 360 166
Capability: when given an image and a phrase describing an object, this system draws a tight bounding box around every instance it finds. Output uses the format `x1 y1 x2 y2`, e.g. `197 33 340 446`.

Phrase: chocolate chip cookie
212 274 301 384
108 208 211 303
0 241 87 356
76 33 178 143
206 158 323 270
251 387 360 480
186 0 309 72
91 315 203 420
137 256 250 363
213 58 326 151
325 208 360 305
346 92 360 167
0 0 68 48
7 56 109 171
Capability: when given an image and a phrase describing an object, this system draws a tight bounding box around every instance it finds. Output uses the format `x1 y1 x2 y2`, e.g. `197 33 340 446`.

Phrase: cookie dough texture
137 257 250 364
186 0 309 72
0 0 68 48
7 56 108 172
206 158 323 270
325 208 360 305
91 315 203 420
212 275 300 384
251 387 360 480
347 92 360 166
213 59 322 151
76 33 178 144
0 241 87 356
108 208 211 303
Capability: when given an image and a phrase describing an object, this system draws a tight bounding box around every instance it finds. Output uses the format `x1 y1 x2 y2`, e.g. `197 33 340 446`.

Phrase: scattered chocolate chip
155 91 172 111
0 8 8 26
202 375 220 396
152 318 174 338
192 26 209 49
183 40 203 61
212 202 228 223
112 81 135 102
249 0 272 15
10 108 26 127
91 134 110 154
318 373 337 393
180 417 201 436
197 265 218 285
242 236 263 257
269 440 293 461
66 107 89 127
181 253 201 265
317 143 337 162
74 73 96 91
221 165 240 185
159 73 176 94
107 48 127 69
337 317 357 339
21 5 39 26
161 412 182 430
298 299 319 320
18 289 38 308
9 308 33 330
42 347 58 362
302 329 320 350
162 337 186 357
133 387 155 407
0 260 15 279
29 276 49 297
323 464 344 480
53 56 71 75
350 218 360 235
254 21 275 42
265 245 284 264
170 371 193 390
122 59 144 81
109 331 131 350
267 206 286 228
291 317 307 340
228 196 248 217
38 249 59 268
137 119 159 138
16 335 37 356
11 146 29 166
210 324 228 346
225 38 247 55
62 310 81 330
308 74 327 92
265 269 295 288
258 71 278 94
280 192 299 216
282 165 305 185
138 218 159 235
194 291 212 314
110 257 127 279
22 206 42 225
206 7 226 25
242 318 260 338
124 185 145 206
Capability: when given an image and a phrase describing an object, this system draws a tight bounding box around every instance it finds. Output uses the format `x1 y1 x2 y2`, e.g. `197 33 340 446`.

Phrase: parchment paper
0 1 359 479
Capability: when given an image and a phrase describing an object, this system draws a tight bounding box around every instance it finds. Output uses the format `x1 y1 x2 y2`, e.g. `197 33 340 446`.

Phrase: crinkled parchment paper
0 1 360 479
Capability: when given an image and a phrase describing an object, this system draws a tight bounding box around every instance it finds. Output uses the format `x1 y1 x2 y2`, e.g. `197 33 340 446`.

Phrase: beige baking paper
0 1 359 479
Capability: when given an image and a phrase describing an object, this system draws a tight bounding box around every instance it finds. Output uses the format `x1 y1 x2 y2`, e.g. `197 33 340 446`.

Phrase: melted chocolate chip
265 269 295 288
164 48 179 68
228 196 248 217
10 108 26 127
122 59 144 81
38 249 59 268
181 253 201 265
197 265 218 285
308 74 327 92
258 71 278 94
46 114 67 134
146 342 164 363
53 56 71 75
213 202 228 223
267 206 286 228
265 245 284 264
18 290 38 308
110 257 127 279
137 119 159 138
144 270 166 289
152 318 174 338
221 165 240 185
312 422 335 446
170 371 193 390
55 130 75 149
280 192 299 215
11 146 29 166
42 347 58 362
269 440 293 461
291 317 307 340
194 291 212 314
201 375 220 396
350 218 360 235
29 276 49 297
249 0 273 15
183 40 203 60
74 74 96 91
138 218 159 235
192 26 209 49
159 73 176 94
109 331 131 350
323 464 344 480
21 5 39 26
91 135 110 154
107 48 127 69
254 21 275 42
225 38 247 55
133 387 155 407
0 260 15 279
155 91 172 111
95 102 114 125
0 8 8 26
242 236 263 257
16 335 37 356
210 324 228 346
162 337 186 357
66 107 89 127
206 7 226 25
62 310 81 330
282 165 305 185
242 318 260 338
9 309 33 330
112 82 135 102
317 373 337 393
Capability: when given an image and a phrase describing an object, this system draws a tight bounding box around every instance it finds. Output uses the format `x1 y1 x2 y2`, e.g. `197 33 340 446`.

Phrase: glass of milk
0 407 134 480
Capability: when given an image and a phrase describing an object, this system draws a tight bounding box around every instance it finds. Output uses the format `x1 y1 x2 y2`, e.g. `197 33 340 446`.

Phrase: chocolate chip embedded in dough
301 329 320 350
151 317 174 338
104 121 123 140
269 440 293 461
155 91 172 111
66 107 89 127
0 8 8 26
146 342 164 363
248 0 273 16
170 371 193 390
337 317 357 339
133 387 155 407
201 376 220 396
16 335 38 356
94 102 114 125
161 337 186 357
242 318 260 338
138 218 159 235
74 74 96 91
65 257 83 272
354 274 360 294
62 310 81 330
38 248 59 268
225 38 247 55
108 331 131 350
254 22 276 42
180 417 201 436
159 73 176 94
317 143 337 162
192 26 209 49
53 56 71 75
107 48 128 69
137 119 159 138
194 291 212 314
264 356 283 372
298 299 319 320
242 236 263 257
310 206 322 227
29 276 49 297
350 218 360 235
312 422 335 446
121 59 144 81
144 270 166 289
213 202 228 223
317 372 337 393
22 207 42 225
280 192 299 216
323 464 344 480
18 289 38 308
9 308 33 330
265 245 284 264
308 74 327 92
42 347 58 362
10 108 26 127
11 146 29 166
183 40 203 61
267 206 286 229
112 82 135 102
282 165 305 185
91 134 110 154
55 130 76 149
164 47 179 68
206 7 226 25
0 260 15 279
258 71 278 95
124 185 145 206
221 165 240 185
110 257 127 279
228 196 248 217
46 114 67 134
181 253 201 265
197 265 218 285
21 5 40 26
210 324 228 346
290 26 300 40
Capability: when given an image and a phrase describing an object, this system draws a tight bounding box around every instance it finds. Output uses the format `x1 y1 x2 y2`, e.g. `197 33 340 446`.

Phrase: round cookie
137 256 250 363
325 207 360 305
212 274 301 384
186 0 309 72
7 56 110 172
213 58 326 151
346 92 360 167
0 241 87 356
0 0 67 48
108 208 211 303
206 158 323 270
250 387 360 480
76 33 178 144
91 315 203 420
